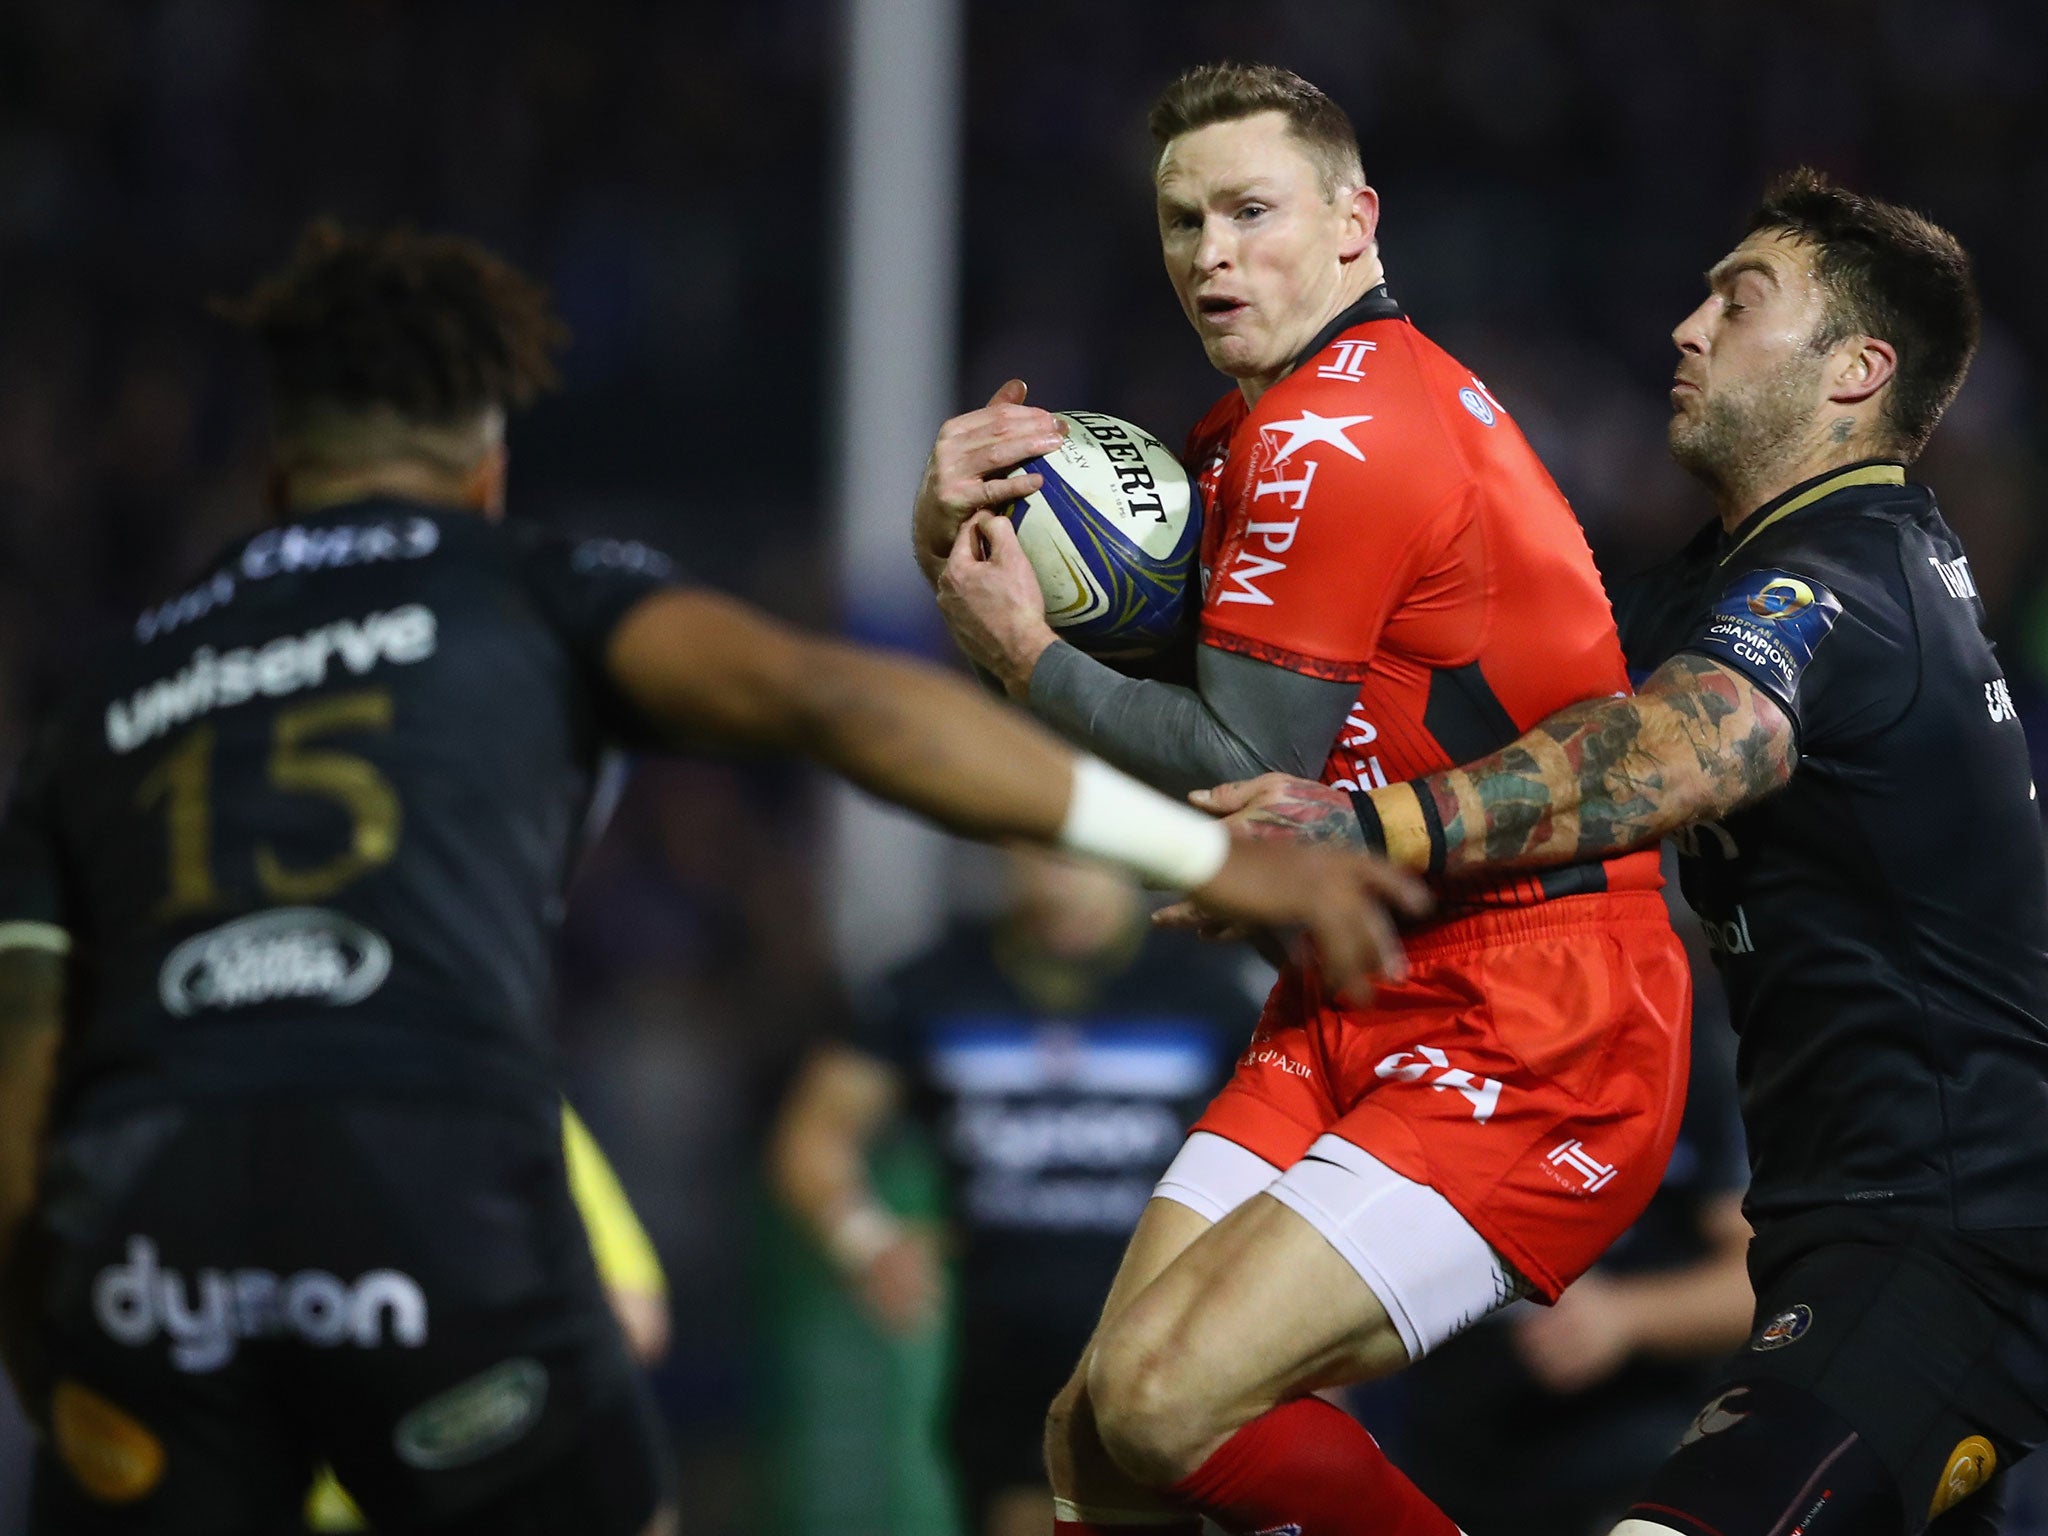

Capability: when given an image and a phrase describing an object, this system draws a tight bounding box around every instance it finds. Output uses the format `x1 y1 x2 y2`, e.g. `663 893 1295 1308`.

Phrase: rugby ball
1004 410 1199 658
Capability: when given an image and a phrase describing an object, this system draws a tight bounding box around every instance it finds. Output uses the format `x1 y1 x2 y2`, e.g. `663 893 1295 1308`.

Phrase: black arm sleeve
1026 641 1357 799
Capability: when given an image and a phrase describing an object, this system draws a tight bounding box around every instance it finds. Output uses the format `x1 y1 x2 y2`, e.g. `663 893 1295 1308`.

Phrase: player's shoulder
1731 473 1934 632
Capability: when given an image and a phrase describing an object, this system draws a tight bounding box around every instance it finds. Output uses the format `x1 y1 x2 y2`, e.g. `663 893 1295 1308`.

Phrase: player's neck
1714 428 1892 533
278 461 499 520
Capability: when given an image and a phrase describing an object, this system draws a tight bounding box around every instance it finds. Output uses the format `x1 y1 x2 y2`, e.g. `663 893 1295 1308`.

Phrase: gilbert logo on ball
1005 411 1198 658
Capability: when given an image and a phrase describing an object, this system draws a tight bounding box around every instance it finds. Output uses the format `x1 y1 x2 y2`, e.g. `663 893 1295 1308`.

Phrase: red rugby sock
1168 1396 1459 1536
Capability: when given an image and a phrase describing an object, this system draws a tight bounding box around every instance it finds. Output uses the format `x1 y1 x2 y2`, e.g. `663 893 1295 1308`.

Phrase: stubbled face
1668 230 1837 493
1156 112 1369 393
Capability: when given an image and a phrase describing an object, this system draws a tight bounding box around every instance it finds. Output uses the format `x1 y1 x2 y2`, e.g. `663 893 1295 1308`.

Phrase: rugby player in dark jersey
0 223 1425 1536
1197 170 2045 1534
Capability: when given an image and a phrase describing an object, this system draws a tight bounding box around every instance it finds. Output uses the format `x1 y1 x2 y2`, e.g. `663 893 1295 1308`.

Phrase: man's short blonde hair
1148 62 1366 196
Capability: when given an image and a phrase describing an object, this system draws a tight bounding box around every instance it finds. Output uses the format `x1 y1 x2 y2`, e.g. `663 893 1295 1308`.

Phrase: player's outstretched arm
1195 653 1796 877
604 588 1430 987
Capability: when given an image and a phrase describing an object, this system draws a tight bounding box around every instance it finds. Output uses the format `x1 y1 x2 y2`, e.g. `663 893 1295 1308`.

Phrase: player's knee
1043 1365 1086 1462
637 1503 679 1536
1085 1319 1210 1487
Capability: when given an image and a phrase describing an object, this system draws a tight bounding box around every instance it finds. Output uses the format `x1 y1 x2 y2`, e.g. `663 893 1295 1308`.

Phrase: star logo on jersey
1258 410 1371 465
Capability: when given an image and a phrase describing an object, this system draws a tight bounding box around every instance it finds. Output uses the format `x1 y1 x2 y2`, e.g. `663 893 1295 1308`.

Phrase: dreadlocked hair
215 220 567 429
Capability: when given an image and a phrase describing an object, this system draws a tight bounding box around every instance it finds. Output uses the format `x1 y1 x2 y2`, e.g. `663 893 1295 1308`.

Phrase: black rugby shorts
1632 1217 2048 1536
22 1093 668 1535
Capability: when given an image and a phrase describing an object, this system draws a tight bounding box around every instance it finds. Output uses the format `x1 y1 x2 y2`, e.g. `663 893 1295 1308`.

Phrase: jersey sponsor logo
136 570 238 645
93 1235 427 1373
1374 1044 1502 1123
105 605 438 754
1690 568 1841 706
570 537 676 579
949 1100 1185 1174
1214 517 1301 608
1750 1302 1813 1351
1928 554 1979 602
394 1358 549 1471
1543 1138 1618 1192
1460 376 1505 428
1250 461 1319 512
158 908 392 1017
1987 677 2019 724
1930 1435 1998 1518
1241 1045 1312 1079
1258 409 1370 465
1316 339 1376 381
1701 904 1756 957
132 519 442 645
241 517 441 581
1330 708 1389 790
51 1380 167 1504
1678 1386 1752 1445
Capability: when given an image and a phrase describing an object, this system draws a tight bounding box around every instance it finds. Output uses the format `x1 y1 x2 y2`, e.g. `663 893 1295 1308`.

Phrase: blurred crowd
1 3 2045 1533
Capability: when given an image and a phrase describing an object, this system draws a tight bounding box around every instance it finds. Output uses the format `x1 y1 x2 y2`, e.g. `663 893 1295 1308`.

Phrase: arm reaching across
1187 652 1797 878
603 587 1430 991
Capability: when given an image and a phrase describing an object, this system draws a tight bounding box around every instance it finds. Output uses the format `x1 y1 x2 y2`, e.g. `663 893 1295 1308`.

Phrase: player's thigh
1088 1191 1404 1451
286 1097 670 1536
1625 1234 2048 1536
1061 1128 1283 1385
28 1107 314 1534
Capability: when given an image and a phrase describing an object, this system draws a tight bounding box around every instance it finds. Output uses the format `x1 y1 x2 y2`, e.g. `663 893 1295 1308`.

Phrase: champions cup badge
1751 1303 1813 1351
1748 577 1816 621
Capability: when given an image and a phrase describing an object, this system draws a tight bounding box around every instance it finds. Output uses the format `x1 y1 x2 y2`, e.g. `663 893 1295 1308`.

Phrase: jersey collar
1720 459 1908 563
1287 284 1405 376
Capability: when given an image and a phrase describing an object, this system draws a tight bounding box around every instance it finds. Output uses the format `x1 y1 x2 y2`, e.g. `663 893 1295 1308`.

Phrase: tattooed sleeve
1418 653 1797 877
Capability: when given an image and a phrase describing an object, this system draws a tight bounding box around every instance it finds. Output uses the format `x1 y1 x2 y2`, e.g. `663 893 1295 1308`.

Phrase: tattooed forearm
1240 778 1368 848
1413 653 1796 878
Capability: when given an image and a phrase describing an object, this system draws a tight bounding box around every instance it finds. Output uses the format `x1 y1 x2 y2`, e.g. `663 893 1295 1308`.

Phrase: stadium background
1 1 2045 1530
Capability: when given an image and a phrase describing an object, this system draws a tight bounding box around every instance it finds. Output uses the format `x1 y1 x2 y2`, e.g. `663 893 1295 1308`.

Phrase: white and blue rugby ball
1005 410 1199 658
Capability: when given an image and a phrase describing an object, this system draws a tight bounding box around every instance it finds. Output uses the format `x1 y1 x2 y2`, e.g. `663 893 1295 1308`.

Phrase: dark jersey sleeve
514 527 685 745
840 965 920 1073
0 722 74 946
1677 531 1915 751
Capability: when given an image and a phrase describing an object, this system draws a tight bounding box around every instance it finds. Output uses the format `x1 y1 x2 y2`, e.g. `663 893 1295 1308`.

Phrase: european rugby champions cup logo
1747 576 1818 622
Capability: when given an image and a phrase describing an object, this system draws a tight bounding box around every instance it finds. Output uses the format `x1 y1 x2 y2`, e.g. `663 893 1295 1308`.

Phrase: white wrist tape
824 1202 906 1273
1057 757 1231 892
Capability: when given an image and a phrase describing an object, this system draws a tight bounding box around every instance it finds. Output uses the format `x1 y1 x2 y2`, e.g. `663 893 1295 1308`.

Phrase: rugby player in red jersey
914 64 1691 1536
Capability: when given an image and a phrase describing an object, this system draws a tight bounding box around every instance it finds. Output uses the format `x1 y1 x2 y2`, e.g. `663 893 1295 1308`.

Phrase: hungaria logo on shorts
1751 1303 1813 1351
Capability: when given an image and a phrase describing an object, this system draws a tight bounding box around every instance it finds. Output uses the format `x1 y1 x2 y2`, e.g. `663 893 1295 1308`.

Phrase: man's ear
467 441 510 523
1828 334 1898 407
1338 184 1380 263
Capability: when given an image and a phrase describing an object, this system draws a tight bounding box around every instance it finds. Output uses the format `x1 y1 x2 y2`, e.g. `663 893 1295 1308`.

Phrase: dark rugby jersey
0 498 678 1117
846 920 1252 1338
1614 462 2048 1229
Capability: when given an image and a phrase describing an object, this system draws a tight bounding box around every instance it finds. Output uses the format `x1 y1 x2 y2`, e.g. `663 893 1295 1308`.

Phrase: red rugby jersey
1188 288 1660 907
